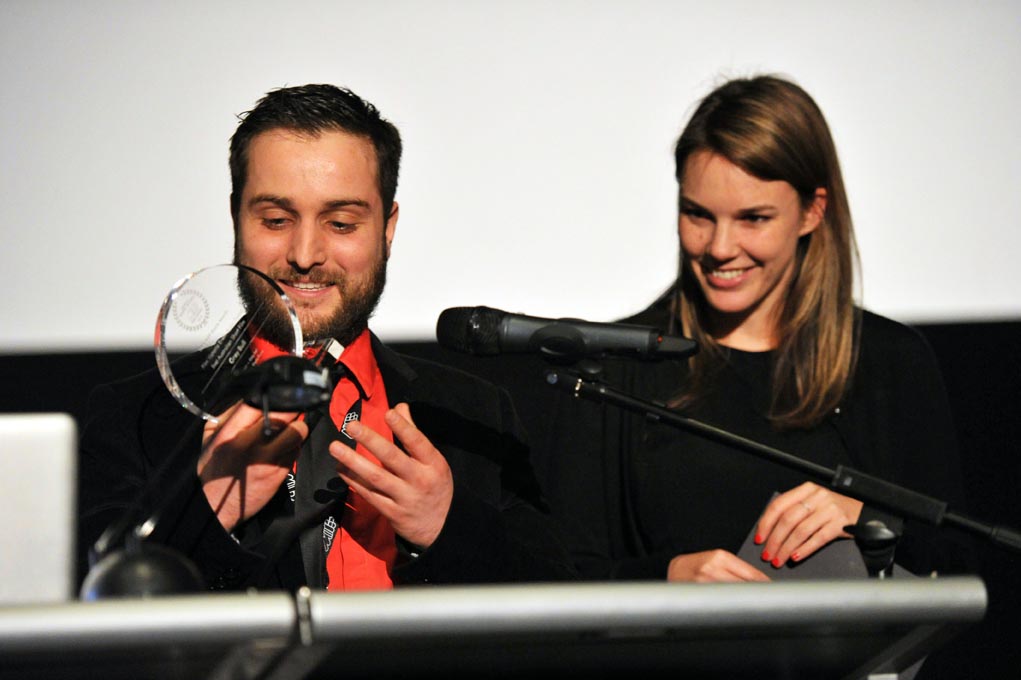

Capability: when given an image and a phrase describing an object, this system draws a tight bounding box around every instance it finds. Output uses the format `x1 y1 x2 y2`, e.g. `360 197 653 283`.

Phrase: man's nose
287 223 326 272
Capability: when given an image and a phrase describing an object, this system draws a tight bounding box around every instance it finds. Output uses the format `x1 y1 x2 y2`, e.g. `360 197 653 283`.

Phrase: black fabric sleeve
533 359 676 581
387 358 578 584
76 378 271 592
843 314 978 575
392 477 576 584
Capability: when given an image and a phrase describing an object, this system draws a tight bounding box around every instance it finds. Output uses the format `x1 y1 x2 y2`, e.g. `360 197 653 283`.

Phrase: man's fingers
272 417 309 451
330 440 397 498
382 407 442 465
345 419 415 475
392 402 416 427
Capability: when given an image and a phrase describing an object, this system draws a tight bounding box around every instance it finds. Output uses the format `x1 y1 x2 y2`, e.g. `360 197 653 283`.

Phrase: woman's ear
800 188 828 236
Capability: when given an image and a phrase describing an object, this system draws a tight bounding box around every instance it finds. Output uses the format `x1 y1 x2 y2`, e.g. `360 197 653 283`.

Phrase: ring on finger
800 501 813 513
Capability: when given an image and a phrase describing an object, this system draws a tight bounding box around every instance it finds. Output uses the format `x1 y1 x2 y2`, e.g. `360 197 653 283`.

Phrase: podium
0 577 986 680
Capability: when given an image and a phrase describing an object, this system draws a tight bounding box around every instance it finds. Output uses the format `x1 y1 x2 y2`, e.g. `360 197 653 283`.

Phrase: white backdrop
2 0 1019 352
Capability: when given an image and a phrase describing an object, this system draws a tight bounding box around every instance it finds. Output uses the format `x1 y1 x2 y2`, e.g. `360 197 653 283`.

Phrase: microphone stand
82 412 209 599
544 364 1021 559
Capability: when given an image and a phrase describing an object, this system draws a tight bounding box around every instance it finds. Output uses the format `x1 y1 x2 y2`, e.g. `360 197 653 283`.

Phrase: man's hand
328 403 454 550
198 402 308 532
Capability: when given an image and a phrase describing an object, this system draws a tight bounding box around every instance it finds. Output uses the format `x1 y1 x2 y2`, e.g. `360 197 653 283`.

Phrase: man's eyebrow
323 199 371 211
248 194 294 211
247 196 372 212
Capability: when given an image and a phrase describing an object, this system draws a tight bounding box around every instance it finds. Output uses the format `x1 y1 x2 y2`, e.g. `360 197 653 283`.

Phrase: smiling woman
677 150 826 351
537 74 977 591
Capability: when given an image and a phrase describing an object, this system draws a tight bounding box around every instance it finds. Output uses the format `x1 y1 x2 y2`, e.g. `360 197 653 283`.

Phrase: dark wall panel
2 319 1018 677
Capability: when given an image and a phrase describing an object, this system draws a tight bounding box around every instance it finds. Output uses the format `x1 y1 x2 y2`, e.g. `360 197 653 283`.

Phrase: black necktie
294 362 361 588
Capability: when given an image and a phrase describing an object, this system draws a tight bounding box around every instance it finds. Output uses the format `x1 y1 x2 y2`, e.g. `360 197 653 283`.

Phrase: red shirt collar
248 329 378 397
336 330 377 400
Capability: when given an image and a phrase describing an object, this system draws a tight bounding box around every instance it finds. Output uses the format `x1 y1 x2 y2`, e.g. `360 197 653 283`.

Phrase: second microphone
436 306 698 361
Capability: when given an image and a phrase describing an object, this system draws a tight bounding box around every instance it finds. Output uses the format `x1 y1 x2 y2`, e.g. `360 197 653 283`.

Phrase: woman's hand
667 550 771 582
754 481 863 568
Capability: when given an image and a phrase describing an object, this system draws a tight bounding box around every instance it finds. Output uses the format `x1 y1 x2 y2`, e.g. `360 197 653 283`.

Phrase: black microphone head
80 543 204 600
436 306 504 355
236 355 332 411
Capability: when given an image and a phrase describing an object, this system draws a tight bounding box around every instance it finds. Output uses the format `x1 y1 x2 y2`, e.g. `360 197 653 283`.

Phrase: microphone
436 306 698 361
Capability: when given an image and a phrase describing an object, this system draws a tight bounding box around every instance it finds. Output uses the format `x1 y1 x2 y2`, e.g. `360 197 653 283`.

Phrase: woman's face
678 150 825 349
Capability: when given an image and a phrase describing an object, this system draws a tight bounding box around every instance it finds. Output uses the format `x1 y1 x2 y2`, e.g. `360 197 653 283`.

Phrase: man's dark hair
229 84 402 227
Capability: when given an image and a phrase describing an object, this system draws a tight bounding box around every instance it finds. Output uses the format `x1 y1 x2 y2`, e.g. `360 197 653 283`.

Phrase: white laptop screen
0 412 77 604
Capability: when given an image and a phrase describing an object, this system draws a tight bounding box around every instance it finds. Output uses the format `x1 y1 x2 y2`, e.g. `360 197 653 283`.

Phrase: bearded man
77 85 575 593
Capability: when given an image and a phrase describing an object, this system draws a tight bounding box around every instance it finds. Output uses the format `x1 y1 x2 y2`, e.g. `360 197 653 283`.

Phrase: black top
535 306 976 580
76 334 576 592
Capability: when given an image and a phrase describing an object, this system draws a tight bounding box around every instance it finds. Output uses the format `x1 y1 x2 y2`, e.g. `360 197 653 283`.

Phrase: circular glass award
154 264 305 422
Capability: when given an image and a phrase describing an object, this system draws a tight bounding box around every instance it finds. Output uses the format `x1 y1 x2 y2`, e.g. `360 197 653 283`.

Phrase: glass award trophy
80 264 334 601
154 263 328 423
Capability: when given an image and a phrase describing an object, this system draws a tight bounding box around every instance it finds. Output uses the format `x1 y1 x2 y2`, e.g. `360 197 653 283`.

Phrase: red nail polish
754 533 764 545
761 549 771 562
771 557 782 568
791 552 801 562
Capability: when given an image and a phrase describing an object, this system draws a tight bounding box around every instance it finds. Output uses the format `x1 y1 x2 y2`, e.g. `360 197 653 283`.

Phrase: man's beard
236 257 387 351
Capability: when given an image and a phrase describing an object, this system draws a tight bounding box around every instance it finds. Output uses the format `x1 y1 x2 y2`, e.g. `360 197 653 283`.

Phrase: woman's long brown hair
669 75 860 430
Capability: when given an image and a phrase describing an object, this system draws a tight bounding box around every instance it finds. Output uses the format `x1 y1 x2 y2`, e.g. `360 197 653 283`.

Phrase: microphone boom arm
545 366 1021 554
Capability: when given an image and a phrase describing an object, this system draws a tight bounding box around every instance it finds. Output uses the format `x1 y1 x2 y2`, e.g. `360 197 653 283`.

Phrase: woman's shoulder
859 308 931 349
856 308 941 375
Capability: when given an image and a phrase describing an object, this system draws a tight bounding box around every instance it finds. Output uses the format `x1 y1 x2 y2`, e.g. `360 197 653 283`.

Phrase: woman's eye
682 207 712 222
742 214 770 224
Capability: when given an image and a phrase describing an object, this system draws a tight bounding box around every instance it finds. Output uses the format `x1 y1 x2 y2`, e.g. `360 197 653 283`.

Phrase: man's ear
800 188 827 236
384 202 399 258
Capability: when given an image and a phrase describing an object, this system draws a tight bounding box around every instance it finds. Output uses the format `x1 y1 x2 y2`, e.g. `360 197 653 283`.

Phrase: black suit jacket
77 334 575 591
